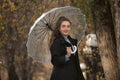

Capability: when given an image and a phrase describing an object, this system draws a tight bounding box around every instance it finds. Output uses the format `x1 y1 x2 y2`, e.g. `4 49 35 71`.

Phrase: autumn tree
114 0 120 71
2 0 120 80
91 0 120 80
0 0 72 80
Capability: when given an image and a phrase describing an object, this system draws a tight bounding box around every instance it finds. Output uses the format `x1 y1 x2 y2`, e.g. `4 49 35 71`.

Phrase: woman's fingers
66 47 72 57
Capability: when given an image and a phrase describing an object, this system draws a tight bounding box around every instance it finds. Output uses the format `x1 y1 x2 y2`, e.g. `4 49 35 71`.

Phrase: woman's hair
50 16 71 45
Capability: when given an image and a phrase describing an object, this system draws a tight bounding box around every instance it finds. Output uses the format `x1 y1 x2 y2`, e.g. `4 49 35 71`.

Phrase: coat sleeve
75 40 85 80
76 51 85 80
50 39 67 67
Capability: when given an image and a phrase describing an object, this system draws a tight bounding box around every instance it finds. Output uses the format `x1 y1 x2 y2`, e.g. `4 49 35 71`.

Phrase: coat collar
56 34 75 45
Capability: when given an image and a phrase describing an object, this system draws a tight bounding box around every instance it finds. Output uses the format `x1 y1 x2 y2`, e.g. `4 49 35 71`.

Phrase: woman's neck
63 35 68 39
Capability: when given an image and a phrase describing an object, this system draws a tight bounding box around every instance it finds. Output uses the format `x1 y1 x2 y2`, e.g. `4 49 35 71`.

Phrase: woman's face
59 21 71 37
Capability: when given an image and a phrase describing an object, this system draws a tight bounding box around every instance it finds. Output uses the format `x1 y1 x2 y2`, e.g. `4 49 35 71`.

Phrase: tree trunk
114 0 120 70
91 0 120 80
0 54 9 80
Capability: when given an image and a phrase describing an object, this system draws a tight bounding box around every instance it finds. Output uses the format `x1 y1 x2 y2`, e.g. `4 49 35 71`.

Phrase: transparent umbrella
26 6 86 64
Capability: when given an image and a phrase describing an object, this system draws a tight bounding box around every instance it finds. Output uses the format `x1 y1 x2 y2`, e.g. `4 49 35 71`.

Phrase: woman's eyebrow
62 24 70 26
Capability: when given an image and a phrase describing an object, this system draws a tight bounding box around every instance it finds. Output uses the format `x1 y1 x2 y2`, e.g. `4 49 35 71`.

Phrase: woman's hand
66 47 72 57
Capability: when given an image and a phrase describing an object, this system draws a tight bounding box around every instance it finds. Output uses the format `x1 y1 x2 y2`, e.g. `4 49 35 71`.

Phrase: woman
50 16 85 80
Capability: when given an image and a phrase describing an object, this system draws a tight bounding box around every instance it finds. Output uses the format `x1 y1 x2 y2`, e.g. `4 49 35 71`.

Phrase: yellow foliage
1 27 5 30
14 55 24 61
11 36 17 41
2 3 7 9
8 0 16 11
0 14 2 19
32 60 36 65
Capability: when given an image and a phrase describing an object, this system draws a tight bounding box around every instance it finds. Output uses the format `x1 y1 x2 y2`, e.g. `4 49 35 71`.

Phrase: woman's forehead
61 21 71 25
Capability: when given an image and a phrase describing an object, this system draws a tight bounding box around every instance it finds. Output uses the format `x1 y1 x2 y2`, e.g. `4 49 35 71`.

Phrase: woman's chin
62 33 69 36
63 34 69 37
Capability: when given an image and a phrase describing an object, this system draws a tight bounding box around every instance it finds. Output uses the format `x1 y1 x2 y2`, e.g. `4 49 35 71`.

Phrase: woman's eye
67 25 70 28
62 25 66 28
61 25 71 28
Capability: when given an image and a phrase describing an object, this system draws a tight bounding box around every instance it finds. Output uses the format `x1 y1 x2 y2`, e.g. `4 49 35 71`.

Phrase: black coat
50 34 85 80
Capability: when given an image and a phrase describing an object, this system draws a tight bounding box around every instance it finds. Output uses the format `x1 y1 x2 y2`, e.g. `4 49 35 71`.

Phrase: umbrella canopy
26 6 86 63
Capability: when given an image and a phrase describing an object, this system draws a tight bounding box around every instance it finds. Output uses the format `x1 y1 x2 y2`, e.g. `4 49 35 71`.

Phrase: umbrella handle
71 46 77 54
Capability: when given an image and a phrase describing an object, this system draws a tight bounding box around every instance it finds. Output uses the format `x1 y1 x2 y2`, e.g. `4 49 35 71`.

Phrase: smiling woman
59 21 71 37
50 16 85 80
26 6 86 80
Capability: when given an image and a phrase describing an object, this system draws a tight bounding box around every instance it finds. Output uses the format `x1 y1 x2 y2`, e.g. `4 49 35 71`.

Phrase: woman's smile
63 30 69 33
59 21 71 36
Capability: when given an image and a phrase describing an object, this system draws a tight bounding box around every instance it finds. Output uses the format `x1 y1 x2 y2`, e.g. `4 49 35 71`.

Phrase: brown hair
50 16 71 45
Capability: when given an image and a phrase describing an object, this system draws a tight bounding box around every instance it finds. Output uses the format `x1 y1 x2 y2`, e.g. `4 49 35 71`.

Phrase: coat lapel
56 34 76 46
68 35 76 45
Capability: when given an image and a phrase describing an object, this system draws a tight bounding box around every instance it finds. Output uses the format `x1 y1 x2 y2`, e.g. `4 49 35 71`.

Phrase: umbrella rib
36 28 48 40
48 13 51 25
41 19 47 25
51 12 62 25
50 8 73 25
42 18 48 25
33 27 46 33
50 11 57 24
39 30 48 42
43 17 53 30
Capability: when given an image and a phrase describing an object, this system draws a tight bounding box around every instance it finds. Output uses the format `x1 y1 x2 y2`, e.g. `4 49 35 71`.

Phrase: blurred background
1 0 119 80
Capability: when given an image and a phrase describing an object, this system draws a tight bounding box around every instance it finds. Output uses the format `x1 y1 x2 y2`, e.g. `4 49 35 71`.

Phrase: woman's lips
63 30 69 33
